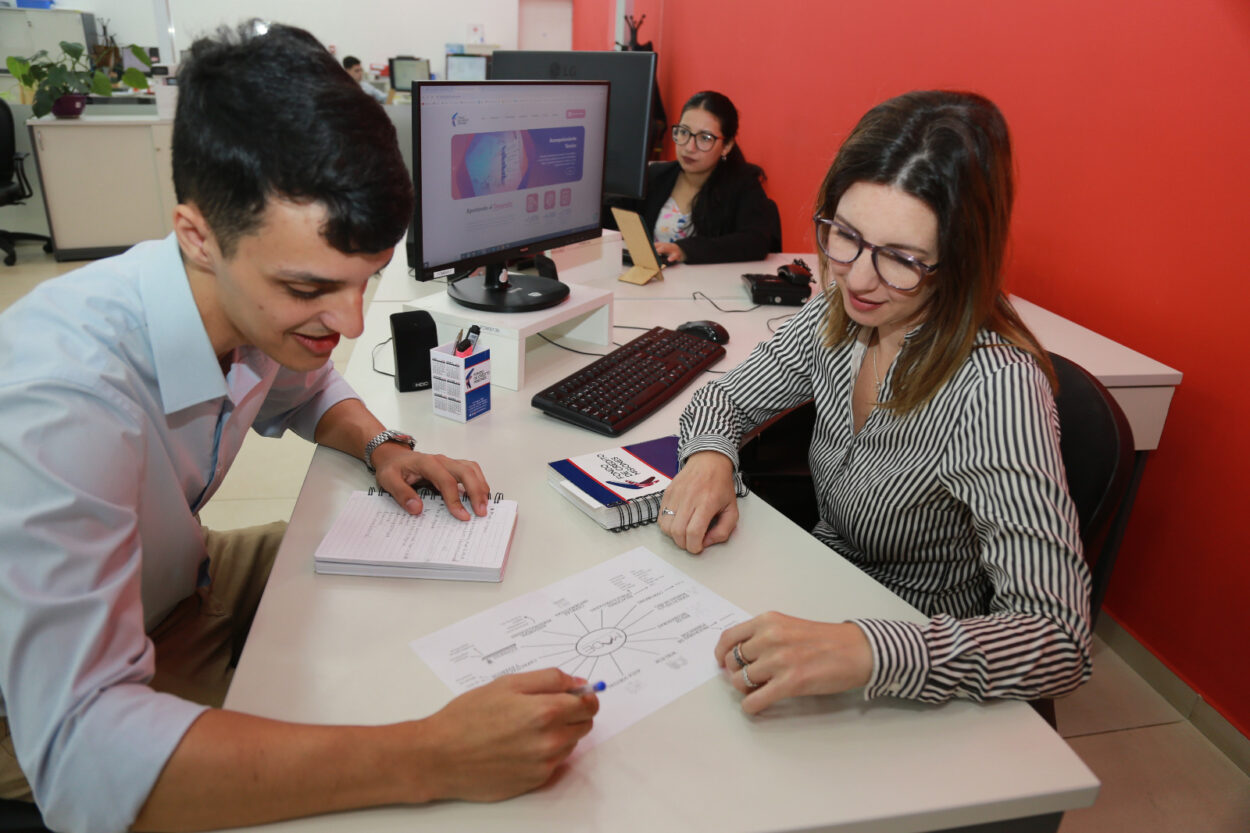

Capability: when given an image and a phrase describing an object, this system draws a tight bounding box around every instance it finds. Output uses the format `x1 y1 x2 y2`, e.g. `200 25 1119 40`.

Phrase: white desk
222 293 1106 833
376 241 1180 454
374 233 804 304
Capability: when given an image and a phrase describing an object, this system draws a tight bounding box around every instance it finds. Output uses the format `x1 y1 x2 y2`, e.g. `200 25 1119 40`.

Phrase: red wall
572 0 615 50
606 0 1249 733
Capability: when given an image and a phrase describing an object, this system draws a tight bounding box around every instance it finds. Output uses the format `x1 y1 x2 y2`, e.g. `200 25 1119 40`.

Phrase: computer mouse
676 320 730 345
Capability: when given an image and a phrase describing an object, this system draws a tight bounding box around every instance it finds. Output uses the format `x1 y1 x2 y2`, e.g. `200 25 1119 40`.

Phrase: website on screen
418 83 608 271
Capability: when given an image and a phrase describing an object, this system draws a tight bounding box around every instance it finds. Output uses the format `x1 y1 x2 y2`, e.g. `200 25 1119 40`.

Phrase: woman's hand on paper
714 613 873 715
372 447 490 520
414 668 599 802
657 450 738 554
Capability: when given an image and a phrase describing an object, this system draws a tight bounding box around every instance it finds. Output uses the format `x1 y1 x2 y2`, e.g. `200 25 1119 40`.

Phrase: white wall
518 0 572 50
69 0 520 74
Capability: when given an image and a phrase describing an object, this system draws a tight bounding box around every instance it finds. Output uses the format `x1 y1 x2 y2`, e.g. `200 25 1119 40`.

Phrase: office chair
0 98 54 267
737 351 1137 726
0 797 49 833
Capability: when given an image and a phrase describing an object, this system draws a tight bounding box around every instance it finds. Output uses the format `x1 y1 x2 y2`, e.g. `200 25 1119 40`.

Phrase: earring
721 153 728 161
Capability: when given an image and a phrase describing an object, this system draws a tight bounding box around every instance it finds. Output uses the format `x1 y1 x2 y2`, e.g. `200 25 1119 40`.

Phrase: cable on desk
691 290 760 313
372 337 395 377
537 332 621 356
766 312 798 333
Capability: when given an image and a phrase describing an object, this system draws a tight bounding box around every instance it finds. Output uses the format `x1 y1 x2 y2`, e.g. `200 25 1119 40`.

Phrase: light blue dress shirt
0 235 357 833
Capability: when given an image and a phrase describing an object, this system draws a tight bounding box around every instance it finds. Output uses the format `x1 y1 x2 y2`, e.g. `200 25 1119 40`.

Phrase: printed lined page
315 491 516 571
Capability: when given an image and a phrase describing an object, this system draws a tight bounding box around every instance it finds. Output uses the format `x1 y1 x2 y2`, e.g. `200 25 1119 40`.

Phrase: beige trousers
1 521 285 803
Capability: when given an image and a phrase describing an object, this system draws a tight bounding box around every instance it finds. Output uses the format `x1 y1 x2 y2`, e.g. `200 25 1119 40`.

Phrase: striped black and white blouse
679 291 1093 703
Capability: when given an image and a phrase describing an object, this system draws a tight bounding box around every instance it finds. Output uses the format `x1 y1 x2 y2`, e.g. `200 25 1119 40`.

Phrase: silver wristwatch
363 429 415 473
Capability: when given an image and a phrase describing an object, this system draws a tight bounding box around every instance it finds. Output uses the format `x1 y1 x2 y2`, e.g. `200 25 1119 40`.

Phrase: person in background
0 23 597 833
658 90 1092 714
643 90 781 264
343 54 387 103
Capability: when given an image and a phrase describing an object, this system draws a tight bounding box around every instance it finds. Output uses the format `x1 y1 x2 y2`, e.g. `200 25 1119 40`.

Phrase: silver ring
661 508 676 516
732 643 748 669
742 665 760 689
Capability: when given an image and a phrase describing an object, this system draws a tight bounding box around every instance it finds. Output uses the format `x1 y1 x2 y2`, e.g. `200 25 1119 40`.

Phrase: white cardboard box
430 342 491 422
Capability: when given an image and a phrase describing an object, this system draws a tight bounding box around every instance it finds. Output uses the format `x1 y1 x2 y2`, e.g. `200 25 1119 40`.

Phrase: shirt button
887 683 901 694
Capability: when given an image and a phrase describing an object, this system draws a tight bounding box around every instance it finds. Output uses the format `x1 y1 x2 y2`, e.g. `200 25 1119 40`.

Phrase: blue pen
568 681 606 695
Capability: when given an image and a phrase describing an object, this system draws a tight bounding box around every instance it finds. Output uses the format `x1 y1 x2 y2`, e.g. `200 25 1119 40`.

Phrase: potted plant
5 41 152 119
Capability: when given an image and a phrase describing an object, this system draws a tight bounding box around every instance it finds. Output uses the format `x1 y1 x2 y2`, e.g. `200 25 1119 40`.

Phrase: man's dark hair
342 55 361 70
173 22 412 256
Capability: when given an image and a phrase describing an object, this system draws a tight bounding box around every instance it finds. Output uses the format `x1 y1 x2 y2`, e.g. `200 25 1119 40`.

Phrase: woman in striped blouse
658 91 1092 713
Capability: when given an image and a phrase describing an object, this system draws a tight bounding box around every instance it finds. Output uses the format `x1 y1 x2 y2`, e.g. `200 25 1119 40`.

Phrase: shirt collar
140 234 229 415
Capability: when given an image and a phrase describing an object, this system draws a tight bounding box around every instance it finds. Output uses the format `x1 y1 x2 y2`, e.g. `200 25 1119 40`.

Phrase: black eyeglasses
671 124 722 151
813 216 939 291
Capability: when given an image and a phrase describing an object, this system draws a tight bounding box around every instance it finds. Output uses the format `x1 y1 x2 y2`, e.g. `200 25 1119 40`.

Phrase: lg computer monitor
412 80 609 312
389 56 431 91
446 53 489 81
490 50 656 201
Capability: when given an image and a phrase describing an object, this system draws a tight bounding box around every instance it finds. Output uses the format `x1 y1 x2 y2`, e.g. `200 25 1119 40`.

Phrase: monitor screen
412 81 608 310
390 57 431 91
446 54 489 81
490 50 656 200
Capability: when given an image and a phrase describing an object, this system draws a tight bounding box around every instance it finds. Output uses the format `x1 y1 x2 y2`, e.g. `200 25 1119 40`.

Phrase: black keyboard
531 327 726 436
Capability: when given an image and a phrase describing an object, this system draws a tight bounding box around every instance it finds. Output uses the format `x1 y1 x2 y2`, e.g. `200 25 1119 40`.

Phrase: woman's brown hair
814 90 1054 412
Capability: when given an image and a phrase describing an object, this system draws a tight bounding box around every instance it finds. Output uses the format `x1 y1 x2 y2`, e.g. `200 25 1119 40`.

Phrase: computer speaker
389 310 438 392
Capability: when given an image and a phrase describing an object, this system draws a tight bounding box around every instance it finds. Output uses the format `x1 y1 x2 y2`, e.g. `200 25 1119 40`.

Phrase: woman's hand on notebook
658 450 738 554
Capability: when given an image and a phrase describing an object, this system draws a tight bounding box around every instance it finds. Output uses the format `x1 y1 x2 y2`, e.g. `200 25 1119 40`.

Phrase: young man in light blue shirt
0 23 598 833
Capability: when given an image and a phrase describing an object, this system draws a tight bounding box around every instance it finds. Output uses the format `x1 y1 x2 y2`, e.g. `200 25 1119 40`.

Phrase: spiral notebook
547 435 746 532
313 489 517 581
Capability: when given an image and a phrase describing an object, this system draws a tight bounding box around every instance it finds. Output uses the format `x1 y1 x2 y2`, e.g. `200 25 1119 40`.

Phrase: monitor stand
446 255 570 313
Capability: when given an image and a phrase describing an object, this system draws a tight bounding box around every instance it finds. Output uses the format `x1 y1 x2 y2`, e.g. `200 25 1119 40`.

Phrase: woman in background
642 91 781 264
658 90 1092 713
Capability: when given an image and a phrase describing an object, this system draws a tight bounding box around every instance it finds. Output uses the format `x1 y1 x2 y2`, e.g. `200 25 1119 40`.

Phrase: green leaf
45 65 69 91
61 42 84 62
32 86 54 118
119 68 149 90
91 70 114 96
128 44 153 68
6 56 29 78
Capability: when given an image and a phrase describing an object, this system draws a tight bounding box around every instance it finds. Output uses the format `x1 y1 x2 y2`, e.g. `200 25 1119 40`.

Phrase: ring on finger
732 643 749 669
742 665 760 689
661 508 676 516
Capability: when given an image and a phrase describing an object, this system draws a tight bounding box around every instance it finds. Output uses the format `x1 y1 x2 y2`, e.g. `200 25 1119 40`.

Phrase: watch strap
364 430 415 473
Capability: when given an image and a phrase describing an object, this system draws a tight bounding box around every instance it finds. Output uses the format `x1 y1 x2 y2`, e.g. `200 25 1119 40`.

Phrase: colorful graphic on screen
450 127 586 199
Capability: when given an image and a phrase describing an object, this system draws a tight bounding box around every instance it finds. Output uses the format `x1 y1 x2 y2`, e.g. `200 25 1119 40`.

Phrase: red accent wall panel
572 0 614 51
649 0 1250 736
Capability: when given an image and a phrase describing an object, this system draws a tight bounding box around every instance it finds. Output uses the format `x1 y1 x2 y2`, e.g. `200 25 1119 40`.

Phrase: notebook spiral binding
367 486 504 504
611 492 665 533
607 475 749 533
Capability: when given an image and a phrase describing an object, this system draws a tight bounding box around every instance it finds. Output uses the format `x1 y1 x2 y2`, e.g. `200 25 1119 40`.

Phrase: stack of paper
314 491 517 582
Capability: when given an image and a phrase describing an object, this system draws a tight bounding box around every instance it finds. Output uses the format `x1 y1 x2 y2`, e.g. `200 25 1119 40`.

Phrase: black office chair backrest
1 98 17 186
0 796 50 833
738 351 1136 625
1048 351 1135 623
